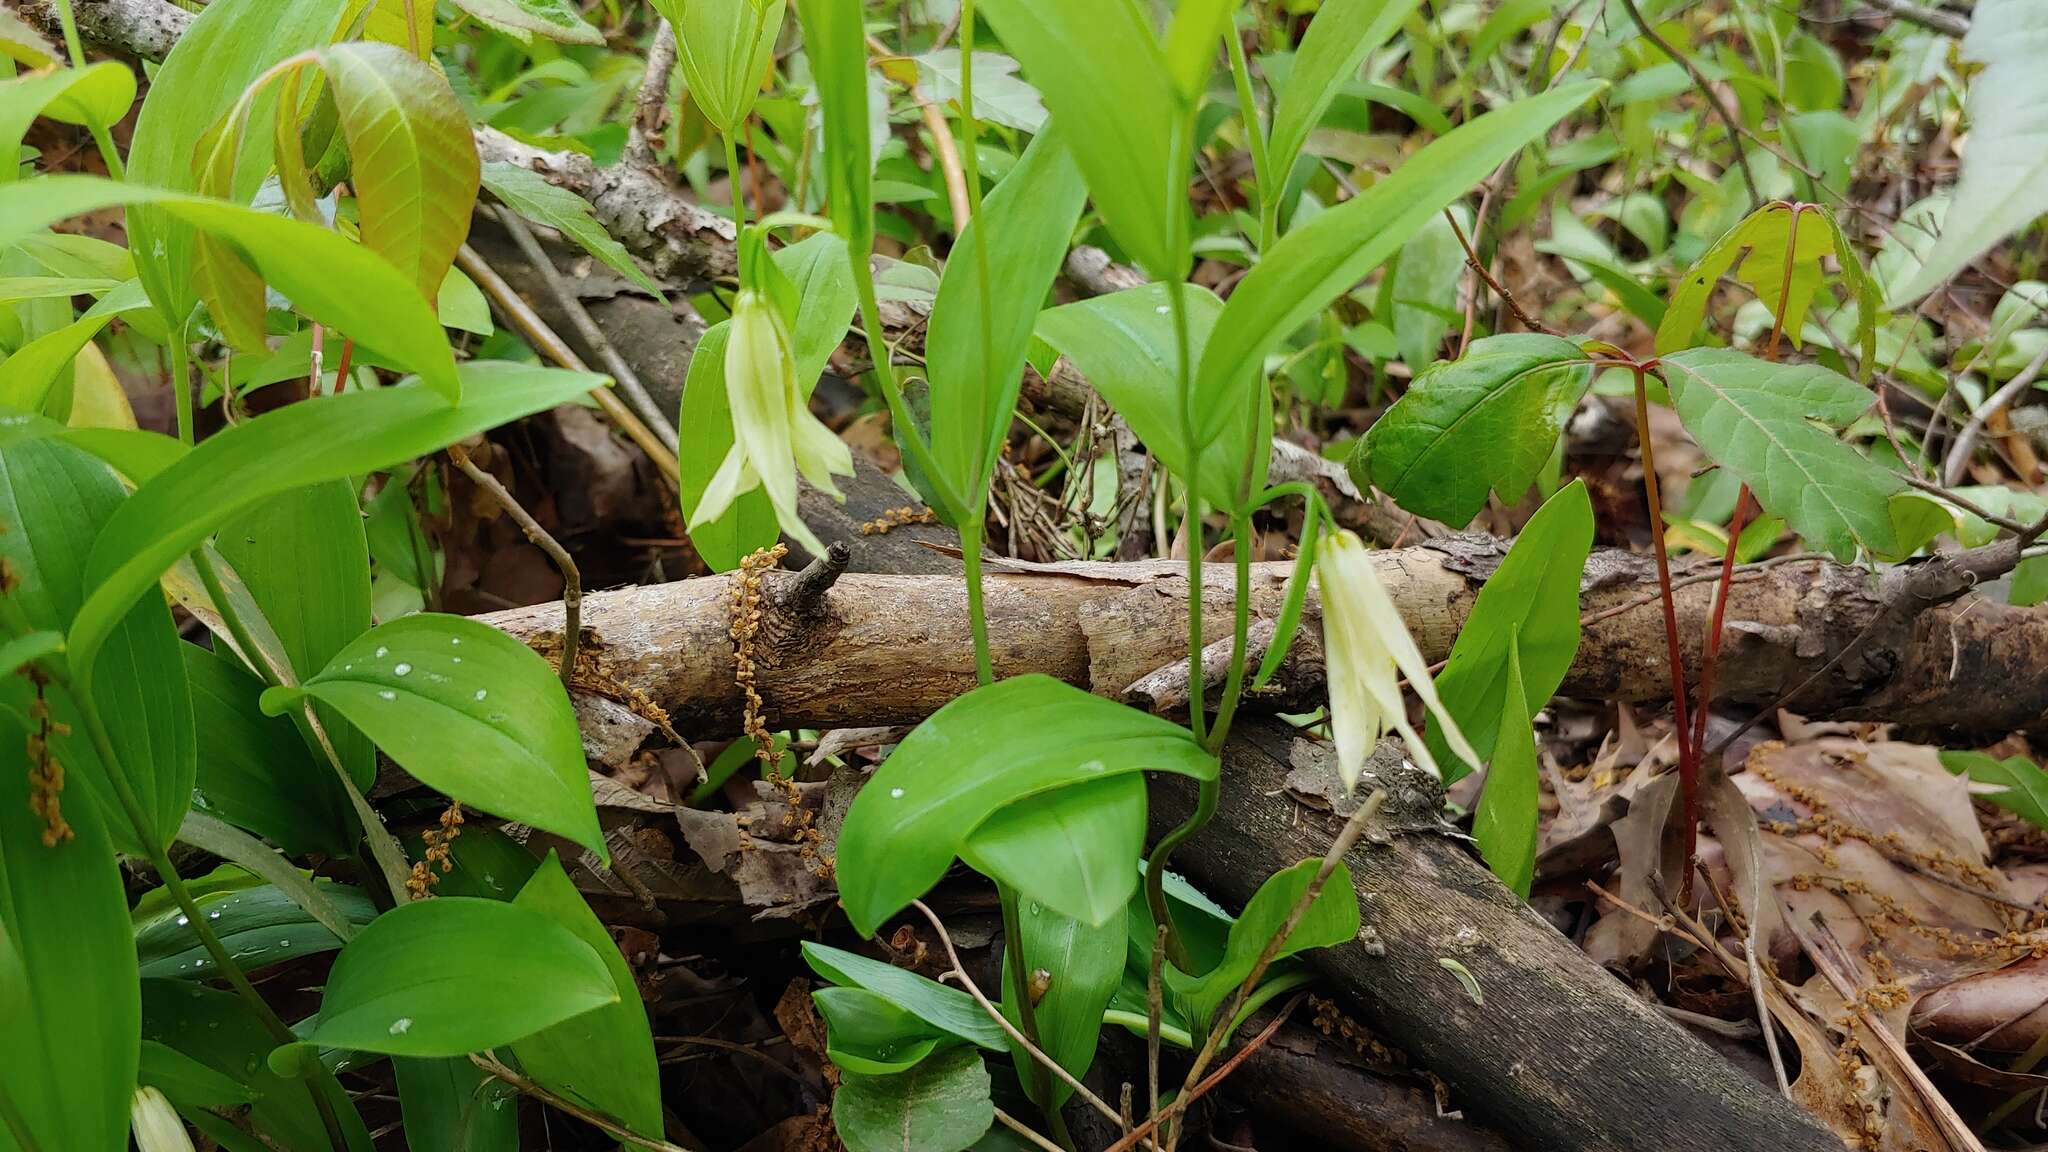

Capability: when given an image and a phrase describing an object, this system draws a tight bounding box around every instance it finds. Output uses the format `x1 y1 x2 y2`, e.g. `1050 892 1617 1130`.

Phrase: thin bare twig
454 245 685 482
1446 208 1560 337
992 1107 1067 1152
447 442 581 688
1942 342 2048 486
1859 0 1970 37
627 20 679 166
492 208 682 455
471 1051 696 1151
1101 994 1308 1152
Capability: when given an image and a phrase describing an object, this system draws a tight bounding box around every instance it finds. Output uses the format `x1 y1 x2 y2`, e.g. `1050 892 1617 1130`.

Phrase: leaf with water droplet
261 614 604 860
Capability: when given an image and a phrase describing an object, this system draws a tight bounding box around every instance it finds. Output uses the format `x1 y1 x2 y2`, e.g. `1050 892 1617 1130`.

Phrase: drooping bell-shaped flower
1315 529 1478 788
689 229 854 557
132 1086 196 1152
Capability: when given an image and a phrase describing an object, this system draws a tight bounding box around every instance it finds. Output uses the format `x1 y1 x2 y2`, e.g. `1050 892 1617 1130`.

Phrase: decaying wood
1149 726 1845 1152
479 539 2048 736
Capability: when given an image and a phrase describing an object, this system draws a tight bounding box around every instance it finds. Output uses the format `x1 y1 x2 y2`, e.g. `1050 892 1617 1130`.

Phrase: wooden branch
1147 726 1845 1152
478 537 2048 735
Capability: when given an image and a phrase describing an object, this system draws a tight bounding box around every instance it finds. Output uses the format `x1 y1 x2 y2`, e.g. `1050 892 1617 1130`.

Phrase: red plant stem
1632 363 1697 896
331 338 356 395
1690 486 1750 759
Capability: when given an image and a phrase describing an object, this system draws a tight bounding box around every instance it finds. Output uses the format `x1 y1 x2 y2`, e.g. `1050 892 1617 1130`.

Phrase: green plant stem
848 258 966 525
189 547 413 904
1224 24 1277 254
961 522 996 686
722 130 747 232
51 0 86 68
169 328 194 446
70 694 353 1152
1205 512 1255 752
1000 887 1071 1151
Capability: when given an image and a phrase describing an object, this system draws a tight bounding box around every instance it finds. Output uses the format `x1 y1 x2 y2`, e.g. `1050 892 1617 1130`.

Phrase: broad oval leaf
1193 79 1604 443
0 709 138 1152
508 852 664 1139
0 434 195 854
260 613 605 859
316 42 481 301
451 0 604 44
802 942 1007 1051
1889 0 2048 306
1658 347 1903 562
978 0 1183 280
833 1047 993 1152
834 674 1218 937
813 987 946 1075
999 896 1124 1110
135 879 376 980
300 897 617 1059
926 125 1088 503
960 776 1145 928
1167 856 1358 1027
1425 480 1592 780
0 175 459 400
0 62 136 169
1353 333 1592 526
66 363 604 704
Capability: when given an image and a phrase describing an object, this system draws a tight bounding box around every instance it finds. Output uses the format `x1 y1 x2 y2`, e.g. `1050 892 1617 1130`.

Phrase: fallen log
479 539 2048 735
1149 724 1844 1152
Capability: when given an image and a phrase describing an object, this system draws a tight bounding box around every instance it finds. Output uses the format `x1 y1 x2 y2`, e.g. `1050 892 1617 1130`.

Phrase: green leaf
125 0 344 330
1385 209 1467 373
0 434 194 855
0 709 137 1152
802 942 1008 1050
680 233 856 570
448 0 604 44
814 987 947 1075
1425 480 1592 779
978 0 1183 279
1266 0 1420 186
316 42 481 301
655 0 786 135
0 630 61 678
1655 202 1833 355
139 1039 260 1111
1168 857 1357 1027
1469 0 1553 71
913 50 1047 132
1000 896 1124 1109
1353 333 1592 526
393 1057 518 1152
261 613 605 860
135 877 375 980
296 897 616 1059
0 62 135 174
64 363 602 709
795 0 880 260
1942 750 2048 831
0 176 460 400
143 979 369 1152
509 852 664 1139
1472 635 1539 897
962 777 1145 929
0 284 154 416
1658 348 1902 561
0 275 123 304
927 125 1088 505
1036 282 1262 513
1193 80 1603 442
215 481 377 792
834 1048 994 1152
1889 0 2048 306
481 162 665 297
835 674 1218 937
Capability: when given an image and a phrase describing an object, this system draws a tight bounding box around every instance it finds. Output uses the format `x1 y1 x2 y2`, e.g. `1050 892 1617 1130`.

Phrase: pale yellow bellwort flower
132 1086 197 1152
688 286 854 556
1315 529 1479 788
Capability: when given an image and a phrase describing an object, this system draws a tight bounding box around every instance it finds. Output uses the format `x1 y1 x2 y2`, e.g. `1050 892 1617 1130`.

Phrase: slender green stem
1001 887 1071 1150
1224 25 1277 254
51 0 86 68
961 521 995 687
169 329 194 446
848 259 966 525
86 123 125 182
1205 513 1254 752
722 129 748 232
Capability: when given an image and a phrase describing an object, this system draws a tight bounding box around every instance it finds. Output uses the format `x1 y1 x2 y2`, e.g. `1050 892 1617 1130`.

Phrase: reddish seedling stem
1631 362 1698 900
